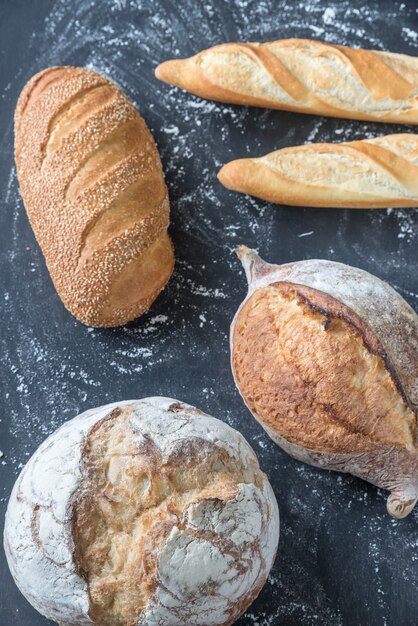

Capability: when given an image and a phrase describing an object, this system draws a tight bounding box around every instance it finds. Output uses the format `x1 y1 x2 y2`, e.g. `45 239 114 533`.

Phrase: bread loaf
15 67 174 327
156 39 418 124
231 246 418 518
4 397 280 626
218 133 418 208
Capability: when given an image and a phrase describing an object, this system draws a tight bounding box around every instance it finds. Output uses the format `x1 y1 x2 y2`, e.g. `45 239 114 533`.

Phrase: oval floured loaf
15 67 174 327
4 398 280 626
231 246 418 518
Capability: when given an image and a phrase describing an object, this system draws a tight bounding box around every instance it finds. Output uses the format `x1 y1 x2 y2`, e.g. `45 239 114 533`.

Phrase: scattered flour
403 27 418 43
322 7 336 25
0 0 417 624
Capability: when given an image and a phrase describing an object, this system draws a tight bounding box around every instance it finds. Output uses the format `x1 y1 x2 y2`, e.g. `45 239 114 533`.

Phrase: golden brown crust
156 39 418 124
218 134 418 209
15 66 174 327
233 282 416 454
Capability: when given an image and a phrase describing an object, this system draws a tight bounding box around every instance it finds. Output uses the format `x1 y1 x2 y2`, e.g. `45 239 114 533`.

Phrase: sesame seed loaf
15 66 174 327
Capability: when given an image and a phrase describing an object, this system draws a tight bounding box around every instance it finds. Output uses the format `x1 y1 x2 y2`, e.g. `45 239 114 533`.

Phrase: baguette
15 66 174 327
156 39 418 124
218 133 418 208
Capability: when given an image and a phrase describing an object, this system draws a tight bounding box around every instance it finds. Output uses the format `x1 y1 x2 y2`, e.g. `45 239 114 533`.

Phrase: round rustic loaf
4 398 280 626
231 246 418 518
15 67 174 327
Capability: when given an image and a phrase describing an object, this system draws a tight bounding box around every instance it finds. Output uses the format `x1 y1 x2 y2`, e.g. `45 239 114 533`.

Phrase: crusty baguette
156 39 418 124
15 66 174 327
218 133 418 208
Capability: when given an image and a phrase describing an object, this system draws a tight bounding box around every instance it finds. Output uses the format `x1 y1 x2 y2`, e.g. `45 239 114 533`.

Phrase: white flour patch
322 7 336 25
402 27 418 43
393 210 417 240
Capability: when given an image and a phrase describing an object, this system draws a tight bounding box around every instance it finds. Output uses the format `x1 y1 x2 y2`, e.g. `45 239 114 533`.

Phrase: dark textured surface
1 1 418 624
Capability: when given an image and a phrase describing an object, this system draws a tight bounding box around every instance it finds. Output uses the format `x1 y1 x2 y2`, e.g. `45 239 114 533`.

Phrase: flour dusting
1 0 417 624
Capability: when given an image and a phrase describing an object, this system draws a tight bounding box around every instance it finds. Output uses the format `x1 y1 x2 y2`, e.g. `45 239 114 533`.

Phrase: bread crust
156 39 418 124
218 134 418 209
15 67 174 327
4 398 280 625
231 247 418 518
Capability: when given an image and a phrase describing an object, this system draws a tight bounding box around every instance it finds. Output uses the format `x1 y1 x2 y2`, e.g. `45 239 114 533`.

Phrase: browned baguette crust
218 134 418 208
156 39 418 124
15 66 174 327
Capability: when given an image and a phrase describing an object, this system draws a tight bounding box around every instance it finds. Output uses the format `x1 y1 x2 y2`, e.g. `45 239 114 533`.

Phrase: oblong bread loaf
156 39 418 124
218 134 418 208
15 66 174 327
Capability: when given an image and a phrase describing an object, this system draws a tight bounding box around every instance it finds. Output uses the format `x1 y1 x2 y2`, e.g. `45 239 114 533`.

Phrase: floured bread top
4 398 280 626
233 283 417 455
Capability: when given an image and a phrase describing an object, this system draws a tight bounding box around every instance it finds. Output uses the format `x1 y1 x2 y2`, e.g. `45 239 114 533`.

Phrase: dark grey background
1 0 417 624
